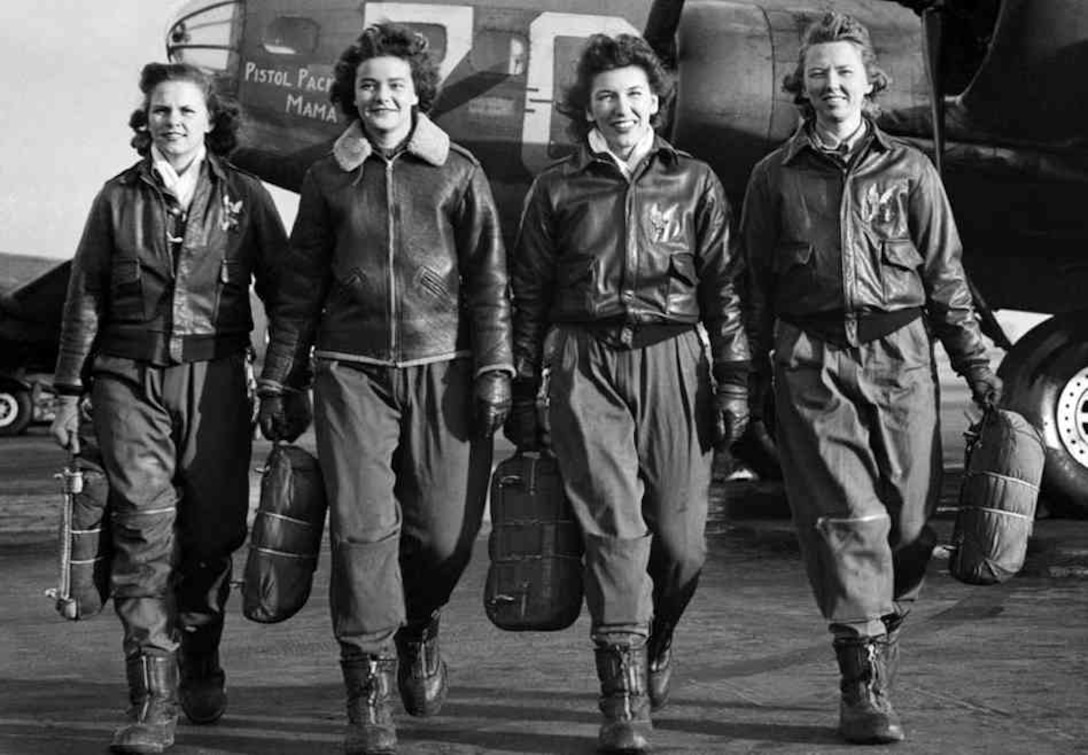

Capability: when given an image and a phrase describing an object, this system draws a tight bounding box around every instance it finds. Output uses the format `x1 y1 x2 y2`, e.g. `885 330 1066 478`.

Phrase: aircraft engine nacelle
670 0 925 201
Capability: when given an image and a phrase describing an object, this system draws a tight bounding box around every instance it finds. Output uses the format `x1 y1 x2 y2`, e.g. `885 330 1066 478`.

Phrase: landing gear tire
0 387 33 437
998 310 1088 517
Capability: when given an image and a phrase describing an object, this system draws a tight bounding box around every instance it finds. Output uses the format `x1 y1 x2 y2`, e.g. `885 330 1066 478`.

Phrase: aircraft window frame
470 29 528 77
261 15 321 57
398 23 448 66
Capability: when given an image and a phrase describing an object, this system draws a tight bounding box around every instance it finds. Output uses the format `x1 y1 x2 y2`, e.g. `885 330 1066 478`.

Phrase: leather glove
258 389 312 442
503 379 541 451
966 366 1003 408
713 384 750 450
50 394 82 455
474 371 512 439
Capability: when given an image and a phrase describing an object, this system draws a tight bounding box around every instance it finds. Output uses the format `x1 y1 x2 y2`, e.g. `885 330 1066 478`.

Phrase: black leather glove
474 371 512 438
714 384 750 450
503 379 541 451
258 389 312 442
966 365 1003 408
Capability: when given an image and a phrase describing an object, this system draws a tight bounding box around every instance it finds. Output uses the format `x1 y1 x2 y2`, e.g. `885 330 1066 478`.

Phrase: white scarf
151 143 206 211
588 126 656 179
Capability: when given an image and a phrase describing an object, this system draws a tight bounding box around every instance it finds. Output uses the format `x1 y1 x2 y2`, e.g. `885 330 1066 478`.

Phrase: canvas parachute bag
950 406 1045 585
243 442 328 623
46 446 112 620
485 450 584 631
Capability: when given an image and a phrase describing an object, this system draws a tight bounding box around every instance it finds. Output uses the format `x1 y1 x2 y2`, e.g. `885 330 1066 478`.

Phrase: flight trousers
547 326 715 642
91 352 252 658
773 319 941 638
313 358 491 657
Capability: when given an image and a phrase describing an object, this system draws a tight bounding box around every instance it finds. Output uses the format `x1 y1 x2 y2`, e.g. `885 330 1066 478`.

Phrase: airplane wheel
998 310 1088 517
0 387 33 437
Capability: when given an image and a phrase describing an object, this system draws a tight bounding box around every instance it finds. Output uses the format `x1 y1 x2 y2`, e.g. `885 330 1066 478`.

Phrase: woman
506 33 750 754
257 23 512 755
740 12 1002 744
50 62 290 753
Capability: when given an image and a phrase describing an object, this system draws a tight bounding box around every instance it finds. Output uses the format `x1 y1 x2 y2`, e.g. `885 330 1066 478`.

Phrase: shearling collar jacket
509 134 749 381
53 153 288 393
740 119 988 376
260 113 512 390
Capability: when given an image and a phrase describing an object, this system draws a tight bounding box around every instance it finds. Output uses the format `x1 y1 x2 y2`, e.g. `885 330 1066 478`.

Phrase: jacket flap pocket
669 253 696 285
558 258 593 285
773 242 813 273
881 238 924 270
111 258 141 283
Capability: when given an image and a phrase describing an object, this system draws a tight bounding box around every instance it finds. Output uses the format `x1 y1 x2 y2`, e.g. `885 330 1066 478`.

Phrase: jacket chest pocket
667 252 697 313
109 258 144 322
879 239 924 304
215 259 250 327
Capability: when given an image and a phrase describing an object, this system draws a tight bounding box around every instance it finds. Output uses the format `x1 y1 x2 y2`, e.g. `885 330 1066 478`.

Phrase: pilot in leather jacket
506 32 749 755
738 12 1002 746
257 25 512 751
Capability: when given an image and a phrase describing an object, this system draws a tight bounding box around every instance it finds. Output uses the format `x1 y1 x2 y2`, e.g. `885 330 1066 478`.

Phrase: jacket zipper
385 156 398 360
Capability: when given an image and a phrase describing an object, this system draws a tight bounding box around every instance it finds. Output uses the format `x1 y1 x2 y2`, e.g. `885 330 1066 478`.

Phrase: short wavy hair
559 33 674 142
128 62 241 156
782 12 890 121
330 23 440 120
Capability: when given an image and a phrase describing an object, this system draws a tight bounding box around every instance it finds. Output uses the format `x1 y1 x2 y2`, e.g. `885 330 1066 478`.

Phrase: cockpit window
402 24 448 64
166 0 241 72
471 30 527 76
262 16 320 56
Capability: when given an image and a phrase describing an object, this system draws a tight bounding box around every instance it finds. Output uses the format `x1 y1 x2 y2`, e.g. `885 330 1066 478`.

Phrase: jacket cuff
53 382 85 397
713 359 751 389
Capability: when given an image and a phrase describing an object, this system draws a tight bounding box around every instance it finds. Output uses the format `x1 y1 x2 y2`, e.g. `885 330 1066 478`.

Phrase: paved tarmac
2 424 1087 755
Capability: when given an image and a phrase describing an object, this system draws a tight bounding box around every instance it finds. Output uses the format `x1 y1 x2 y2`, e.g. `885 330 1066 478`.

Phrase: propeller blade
921 5 946 176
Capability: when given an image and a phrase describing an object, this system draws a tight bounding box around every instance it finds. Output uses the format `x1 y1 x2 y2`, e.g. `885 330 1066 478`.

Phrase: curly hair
782 12 890 121
329 23 440 120
559 33 674 142
128 62 241 156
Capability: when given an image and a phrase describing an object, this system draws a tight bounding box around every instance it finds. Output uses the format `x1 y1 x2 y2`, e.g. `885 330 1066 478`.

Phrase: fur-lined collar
332 112 450 173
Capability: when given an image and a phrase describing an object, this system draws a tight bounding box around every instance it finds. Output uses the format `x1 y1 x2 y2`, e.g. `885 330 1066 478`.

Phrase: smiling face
354 55 419 147
148 80 212 171
802 40 873 133
586 65 659 159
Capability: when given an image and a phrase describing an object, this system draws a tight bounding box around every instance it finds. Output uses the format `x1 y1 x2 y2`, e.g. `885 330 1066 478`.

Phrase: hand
258 389 312 442
474 371 512 438
50 395 82 455
503 380 541 451
967 366 1003 408
713 384 750 450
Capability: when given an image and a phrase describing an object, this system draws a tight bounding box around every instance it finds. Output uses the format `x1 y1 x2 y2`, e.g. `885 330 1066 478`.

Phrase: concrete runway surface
2 322 1087 754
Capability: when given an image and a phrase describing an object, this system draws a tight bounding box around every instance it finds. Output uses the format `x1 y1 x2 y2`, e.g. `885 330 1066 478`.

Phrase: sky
0 1 298 262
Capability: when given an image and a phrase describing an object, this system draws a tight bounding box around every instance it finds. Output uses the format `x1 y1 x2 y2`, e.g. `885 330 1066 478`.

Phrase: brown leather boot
110 654 179 754
342 655 398 755
394 613 448 717
594 642 653 754
178 647 227 724
647 617 675 712
834 636 905 744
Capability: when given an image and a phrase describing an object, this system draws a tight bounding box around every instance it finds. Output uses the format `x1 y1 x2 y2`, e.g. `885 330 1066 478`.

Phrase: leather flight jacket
511 136 749 381
261 114 513 391
53 154 288 394
741 120 989 376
